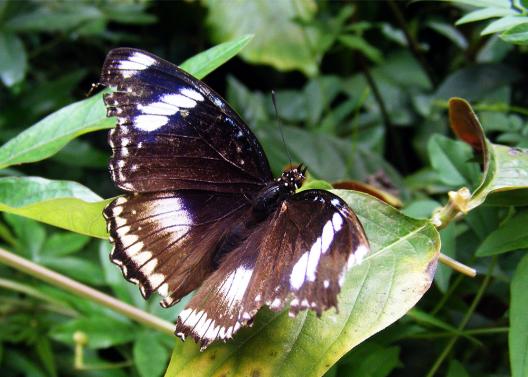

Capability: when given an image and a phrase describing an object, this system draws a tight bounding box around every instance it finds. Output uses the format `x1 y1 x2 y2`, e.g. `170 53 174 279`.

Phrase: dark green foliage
0 1 527 376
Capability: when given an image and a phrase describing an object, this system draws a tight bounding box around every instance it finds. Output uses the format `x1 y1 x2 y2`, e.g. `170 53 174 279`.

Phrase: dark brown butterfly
101 48 369 350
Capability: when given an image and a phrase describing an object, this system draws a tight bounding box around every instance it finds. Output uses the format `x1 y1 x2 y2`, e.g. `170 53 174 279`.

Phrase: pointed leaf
456 7 517 25
501 22 528 45
476 211 528 256
0 91 113 169
482 16 528 35
0 177 110 238
165 190 440 377
180 34 254 79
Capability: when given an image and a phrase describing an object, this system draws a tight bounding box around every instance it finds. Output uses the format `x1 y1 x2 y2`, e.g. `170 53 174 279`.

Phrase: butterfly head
279 164 307 193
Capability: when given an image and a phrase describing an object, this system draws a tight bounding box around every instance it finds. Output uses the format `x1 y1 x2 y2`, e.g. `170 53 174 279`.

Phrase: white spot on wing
138 101 179 116
118 51 156 72
180 88 204 101
219 266 253 306
162 93 196 108
290 252 308 290
134 115 169 131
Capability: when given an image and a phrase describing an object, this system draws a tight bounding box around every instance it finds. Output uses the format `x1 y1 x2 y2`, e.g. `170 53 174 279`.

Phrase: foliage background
0 1 527 376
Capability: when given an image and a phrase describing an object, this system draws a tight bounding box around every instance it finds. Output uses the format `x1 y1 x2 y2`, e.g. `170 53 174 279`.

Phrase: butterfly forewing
175 190 369 349
104 191 248 303
101 48 272 193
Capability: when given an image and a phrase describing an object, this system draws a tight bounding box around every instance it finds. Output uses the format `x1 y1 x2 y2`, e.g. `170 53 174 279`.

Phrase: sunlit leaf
204 0 320 76
0 177 110 238
456 7 516 25
482 16 528 35
165 190 439 377
180 34 254 78
501 22 528 45
0 91 113 170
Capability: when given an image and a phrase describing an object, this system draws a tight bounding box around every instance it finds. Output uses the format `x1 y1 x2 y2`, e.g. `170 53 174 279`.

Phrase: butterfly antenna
271 90 293 167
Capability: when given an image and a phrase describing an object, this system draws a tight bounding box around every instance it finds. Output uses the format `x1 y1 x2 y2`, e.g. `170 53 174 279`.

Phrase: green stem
408 326 508 339
0 247 175 336
425 257 497 377
431 273 465 315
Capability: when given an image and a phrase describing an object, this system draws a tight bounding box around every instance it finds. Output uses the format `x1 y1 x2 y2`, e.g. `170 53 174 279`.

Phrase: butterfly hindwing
103 190 249 304
175 190 369 349
101 48 272 193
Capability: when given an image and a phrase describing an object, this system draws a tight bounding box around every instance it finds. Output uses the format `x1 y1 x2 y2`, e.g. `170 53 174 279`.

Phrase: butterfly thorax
252 165 307 220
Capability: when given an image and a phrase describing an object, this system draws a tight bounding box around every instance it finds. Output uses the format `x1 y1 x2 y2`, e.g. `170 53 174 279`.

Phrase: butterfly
100 48 370 350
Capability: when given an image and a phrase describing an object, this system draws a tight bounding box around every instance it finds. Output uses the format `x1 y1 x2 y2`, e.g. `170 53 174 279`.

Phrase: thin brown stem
0 247 175 336
387 0 438 86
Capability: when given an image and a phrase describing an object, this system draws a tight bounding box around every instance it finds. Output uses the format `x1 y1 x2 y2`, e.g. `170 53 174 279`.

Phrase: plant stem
387 0 438 86
0 247 175 336
425 257 496 377
409 326 508 340
439 253 476 277
359 56 409 173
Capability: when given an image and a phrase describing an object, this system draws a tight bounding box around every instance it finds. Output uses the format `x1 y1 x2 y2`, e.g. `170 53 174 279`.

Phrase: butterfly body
101 48 369 350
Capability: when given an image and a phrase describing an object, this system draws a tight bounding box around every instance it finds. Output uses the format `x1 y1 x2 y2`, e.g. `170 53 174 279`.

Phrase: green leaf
0 177 110 238
470 144 528 208
446 98 528 208
435 64 521 101
35 337 57 377
165 190 440 377
0 91 113 169
4 213 46 259
50 317 136 349
180 34 254 79
338 35 383 63
456 7 517 25
0 32 27 87
5 4 102 32
476 211 528 256
482 16 528 35
338 345 401 377
41 257 104 286
204 0 320 76
510 254 528 377
42 232 90 257
501 22 528 45
134 331 171 377
427 20 468 49
446 359 470 377
427 134 480 187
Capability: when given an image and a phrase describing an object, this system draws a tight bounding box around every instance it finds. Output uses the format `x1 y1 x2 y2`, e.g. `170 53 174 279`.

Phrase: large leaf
204 0 321 76
510 254 528 377
0 177 109 238
165 190 440 377
0 35 254 169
